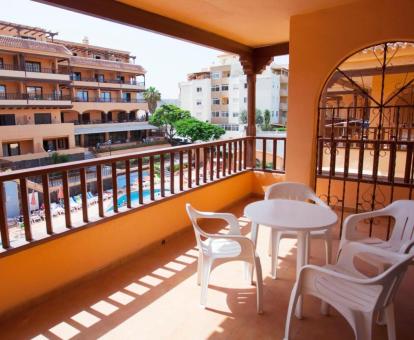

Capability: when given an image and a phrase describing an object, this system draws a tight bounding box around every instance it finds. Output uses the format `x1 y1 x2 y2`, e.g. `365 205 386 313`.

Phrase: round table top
244 199 338 231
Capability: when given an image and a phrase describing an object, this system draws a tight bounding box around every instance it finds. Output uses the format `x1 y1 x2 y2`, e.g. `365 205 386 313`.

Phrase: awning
74 122 157 135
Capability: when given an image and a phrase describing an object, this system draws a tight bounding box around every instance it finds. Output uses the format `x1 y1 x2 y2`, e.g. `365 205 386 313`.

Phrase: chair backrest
386 200 414 251
265 182 327 207
186 204 209 250
338 242 413 311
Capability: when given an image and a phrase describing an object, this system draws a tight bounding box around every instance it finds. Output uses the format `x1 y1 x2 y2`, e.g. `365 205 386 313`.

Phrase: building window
57 138 69 150
0 85 6 99
25 61 41 72
34 113 52 125
244 83 247 89
0 114 16 126
212 111 220 117
196 100 202 106
212 72 220 79
221 111 229 117
96 74 105 82
211 85 220 92
222 97 229 105
116 75 125 83
2 142 20 156
212 98 220 105
221 84 229 91
222 71 230 78
100 92 111 102
122 92 131 102
233 112 239 117
72 72 81 81
94 55 102 59
196 87 202 92
243 97 247 103
77 90 88 102
0 58 3 69
26 86 42 99
43 139 57 152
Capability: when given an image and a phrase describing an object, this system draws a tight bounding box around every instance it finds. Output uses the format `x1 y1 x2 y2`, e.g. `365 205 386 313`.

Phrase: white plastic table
244 198 337 318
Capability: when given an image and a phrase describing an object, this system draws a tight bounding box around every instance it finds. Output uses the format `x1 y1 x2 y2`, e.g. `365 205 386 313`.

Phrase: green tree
175 118 225 142
51 152 69 164
256 109 263 125
264 109 271 128
149 104 191 143
143 86 161 113
239 110 247 124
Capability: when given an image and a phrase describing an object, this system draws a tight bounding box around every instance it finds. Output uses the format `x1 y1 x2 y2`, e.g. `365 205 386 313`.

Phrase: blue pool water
107 188 163 212
116 171 149 189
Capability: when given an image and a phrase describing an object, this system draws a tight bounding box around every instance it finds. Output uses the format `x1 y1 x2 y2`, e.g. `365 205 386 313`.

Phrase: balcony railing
0 64 69 74
73 96 146 103
0 136 285 251
70 75 144 86
0 93 72 101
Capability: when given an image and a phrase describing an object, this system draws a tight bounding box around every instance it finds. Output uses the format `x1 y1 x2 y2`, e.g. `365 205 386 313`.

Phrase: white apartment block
179 54 288 133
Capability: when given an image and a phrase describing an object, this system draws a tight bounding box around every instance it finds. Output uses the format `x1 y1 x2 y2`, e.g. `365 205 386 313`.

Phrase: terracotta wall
286 0 414 186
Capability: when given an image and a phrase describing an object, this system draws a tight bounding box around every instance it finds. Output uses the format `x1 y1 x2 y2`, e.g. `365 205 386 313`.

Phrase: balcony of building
71 77 145 91
0 93 72 108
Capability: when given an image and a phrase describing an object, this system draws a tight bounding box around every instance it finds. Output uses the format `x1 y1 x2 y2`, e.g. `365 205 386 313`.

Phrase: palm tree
143 86 161 114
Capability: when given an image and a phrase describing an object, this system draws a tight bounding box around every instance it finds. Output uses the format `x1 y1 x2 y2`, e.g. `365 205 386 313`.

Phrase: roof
0 20 56 37
74 122 156 135
0 35 72 57
53 39 132 57
70 56 146 74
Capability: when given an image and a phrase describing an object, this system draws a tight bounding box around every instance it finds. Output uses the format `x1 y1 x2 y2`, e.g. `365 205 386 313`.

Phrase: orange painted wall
286 0 414 186
0 171 259 316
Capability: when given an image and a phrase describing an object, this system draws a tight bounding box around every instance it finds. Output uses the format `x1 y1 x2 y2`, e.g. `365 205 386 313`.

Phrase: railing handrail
0 137 251 181
0 64 69 75
0 93 72 101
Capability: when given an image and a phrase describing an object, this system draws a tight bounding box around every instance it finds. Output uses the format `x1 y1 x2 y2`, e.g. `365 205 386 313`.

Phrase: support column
105 132 110 142
246 72 256 168
127 130 131 142
79 134 85 147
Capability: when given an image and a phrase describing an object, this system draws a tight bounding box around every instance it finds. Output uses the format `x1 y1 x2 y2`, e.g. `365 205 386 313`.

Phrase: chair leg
197 254 203 286
283 282 301 340
384 303 396 340
271 230 281 279
354 312 373 340
200 257 212 307
324 229 332 265
254 256 264 314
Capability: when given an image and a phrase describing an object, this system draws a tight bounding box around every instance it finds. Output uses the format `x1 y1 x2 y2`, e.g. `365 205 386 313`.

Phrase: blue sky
1 0 288 98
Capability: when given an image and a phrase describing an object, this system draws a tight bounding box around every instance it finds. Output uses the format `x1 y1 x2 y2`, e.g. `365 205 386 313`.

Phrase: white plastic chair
265 182 332 278
284 242 413 340
186 204 263 314
339 200 414 265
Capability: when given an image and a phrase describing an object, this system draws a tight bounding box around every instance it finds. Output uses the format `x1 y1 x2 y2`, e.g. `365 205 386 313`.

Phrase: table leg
250 222 259 248
295 230 308 319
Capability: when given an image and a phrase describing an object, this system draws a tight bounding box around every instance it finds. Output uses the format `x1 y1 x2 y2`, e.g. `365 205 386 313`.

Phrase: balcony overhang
74 122 157 134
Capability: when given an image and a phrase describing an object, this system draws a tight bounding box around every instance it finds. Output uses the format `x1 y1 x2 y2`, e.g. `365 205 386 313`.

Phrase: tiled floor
0 196 413 339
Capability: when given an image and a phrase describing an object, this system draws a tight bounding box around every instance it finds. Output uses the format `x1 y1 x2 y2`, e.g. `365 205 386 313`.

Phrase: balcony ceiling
38 0 355 56
118 0 356 47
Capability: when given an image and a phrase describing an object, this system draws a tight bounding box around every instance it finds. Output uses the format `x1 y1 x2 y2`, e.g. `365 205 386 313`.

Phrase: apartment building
0 21 151 165
179 54 288 133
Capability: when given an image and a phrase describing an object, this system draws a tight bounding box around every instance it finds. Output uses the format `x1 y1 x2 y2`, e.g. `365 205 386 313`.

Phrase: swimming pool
107 188 163 211
116 171 150 189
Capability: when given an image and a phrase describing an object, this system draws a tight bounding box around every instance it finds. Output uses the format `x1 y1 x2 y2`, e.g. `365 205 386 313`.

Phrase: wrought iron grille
316 41 414 238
